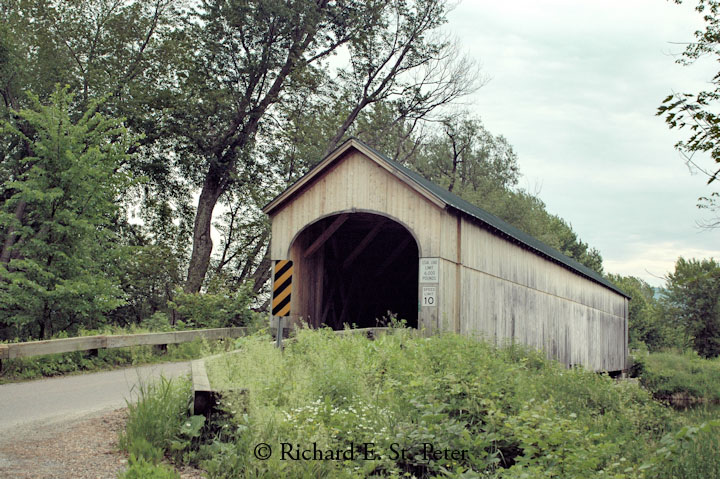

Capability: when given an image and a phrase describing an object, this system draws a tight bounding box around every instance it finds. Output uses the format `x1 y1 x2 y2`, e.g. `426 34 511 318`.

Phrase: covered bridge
262 138 629 372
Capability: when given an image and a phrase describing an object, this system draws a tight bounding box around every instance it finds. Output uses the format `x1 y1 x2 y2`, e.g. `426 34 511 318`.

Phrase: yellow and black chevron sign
272 260 293 316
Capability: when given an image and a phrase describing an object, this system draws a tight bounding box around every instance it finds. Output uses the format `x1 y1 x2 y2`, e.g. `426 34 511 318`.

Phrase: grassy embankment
119 328 720 479
633 350 720 406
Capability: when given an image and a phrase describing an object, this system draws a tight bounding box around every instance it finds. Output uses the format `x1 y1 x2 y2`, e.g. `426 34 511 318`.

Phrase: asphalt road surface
0 361 191 436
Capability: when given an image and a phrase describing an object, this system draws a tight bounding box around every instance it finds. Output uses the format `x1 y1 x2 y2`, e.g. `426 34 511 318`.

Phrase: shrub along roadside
120 328 720 478
117 377 193 478
632 350 720 405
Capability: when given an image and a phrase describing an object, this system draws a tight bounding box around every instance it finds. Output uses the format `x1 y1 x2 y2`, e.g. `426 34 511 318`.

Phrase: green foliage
119 376 193 459
663 257 720 357
609 275 682 351
657 0 720 200
194 330 680 478
118 454 180 479
0 86 135 339
634 350 720 403
413 114 519 196
110 245 184 327
169 281 254 329
640 419 720 479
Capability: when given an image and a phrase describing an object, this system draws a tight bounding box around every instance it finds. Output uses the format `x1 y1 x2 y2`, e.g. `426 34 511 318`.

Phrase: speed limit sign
422 286 437 307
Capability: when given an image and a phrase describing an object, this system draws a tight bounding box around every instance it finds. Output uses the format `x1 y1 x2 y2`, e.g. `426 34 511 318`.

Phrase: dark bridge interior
292 212 418 329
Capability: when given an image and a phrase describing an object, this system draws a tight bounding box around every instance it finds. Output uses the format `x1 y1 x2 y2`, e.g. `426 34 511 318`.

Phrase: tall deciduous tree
0 87 135 339
178 0 478 294
176 0 387 293
663 257 720 357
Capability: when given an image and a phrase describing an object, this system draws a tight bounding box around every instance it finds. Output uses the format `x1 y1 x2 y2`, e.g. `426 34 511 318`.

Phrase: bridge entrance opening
290 212 419 329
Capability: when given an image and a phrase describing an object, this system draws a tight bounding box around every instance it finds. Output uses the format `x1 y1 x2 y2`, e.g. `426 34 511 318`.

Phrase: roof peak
263 137 628 298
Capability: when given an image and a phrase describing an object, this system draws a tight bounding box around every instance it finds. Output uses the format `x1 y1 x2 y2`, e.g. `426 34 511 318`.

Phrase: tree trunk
184 165 225 293
251 245 272 295
0 200 27 265
324 100 368 156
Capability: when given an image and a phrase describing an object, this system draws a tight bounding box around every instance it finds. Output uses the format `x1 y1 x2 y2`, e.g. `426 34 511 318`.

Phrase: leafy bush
197 329 678 478
640 419 720 479
636 350 720 403
119 376 194 456
169 282 253 329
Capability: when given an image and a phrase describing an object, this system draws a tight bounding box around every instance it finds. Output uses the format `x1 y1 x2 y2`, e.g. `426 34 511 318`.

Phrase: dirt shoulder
0 408 205 479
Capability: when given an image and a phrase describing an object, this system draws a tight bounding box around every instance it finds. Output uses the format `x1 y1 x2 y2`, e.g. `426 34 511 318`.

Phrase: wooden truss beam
303 214 349 258
374 236 412 277
342 221 385 270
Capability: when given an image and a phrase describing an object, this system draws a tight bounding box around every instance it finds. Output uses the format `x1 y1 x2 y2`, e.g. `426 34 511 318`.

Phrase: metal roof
265 137 629 298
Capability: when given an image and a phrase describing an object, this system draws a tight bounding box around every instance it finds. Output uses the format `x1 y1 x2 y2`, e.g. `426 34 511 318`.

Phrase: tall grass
634 350 720 403
119 376 192 459
121 330 720 478
199 329 682 478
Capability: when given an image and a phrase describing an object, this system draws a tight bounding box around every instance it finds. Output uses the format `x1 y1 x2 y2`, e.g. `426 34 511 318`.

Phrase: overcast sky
444 0 720 286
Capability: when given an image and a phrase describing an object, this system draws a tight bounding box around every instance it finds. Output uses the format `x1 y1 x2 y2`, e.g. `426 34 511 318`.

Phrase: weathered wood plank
106 332 177 348
303 214 348 258
3 327 247 360
7 336 107 359
192 359 212 392
342 221 384 270
105 328 246 349
191 359 215 416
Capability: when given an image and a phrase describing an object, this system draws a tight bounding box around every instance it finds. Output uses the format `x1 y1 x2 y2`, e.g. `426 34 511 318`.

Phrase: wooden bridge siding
271 151 459 325
459 218 625 317
457 218 627 371
459 269 625 371
267 149 627 371
270 151 458 262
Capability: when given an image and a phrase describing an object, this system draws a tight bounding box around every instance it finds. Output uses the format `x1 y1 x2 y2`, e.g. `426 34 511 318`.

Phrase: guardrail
0 327 248 367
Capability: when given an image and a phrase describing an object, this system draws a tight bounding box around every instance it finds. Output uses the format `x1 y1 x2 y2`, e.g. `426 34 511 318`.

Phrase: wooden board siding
270 151 458 262
266 145 628 372
457 217 627 371
459 218 624 317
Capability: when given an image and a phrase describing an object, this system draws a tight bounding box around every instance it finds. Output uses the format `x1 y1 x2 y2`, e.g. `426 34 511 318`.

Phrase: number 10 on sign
422 286 437 307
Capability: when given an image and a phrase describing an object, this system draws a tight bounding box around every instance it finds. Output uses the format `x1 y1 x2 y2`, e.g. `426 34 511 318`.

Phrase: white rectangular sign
419 258 439 283
422 286 437 307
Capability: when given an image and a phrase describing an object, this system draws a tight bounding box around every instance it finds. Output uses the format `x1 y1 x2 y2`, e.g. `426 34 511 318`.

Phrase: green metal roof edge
353 138 629 299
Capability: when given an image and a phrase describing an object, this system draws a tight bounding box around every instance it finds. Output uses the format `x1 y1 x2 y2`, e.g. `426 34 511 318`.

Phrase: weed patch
122 329 720 478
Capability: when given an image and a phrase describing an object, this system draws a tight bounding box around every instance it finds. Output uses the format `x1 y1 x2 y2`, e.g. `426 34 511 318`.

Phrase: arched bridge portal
289 212 419 329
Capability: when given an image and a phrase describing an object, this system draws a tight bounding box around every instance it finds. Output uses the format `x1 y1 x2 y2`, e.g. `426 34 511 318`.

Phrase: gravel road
0 362 201 478
0 361 191 434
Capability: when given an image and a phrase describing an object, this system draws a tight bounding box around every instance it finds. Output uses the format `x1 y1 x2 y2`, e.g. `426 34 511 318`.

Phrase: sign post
272 260 293 348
